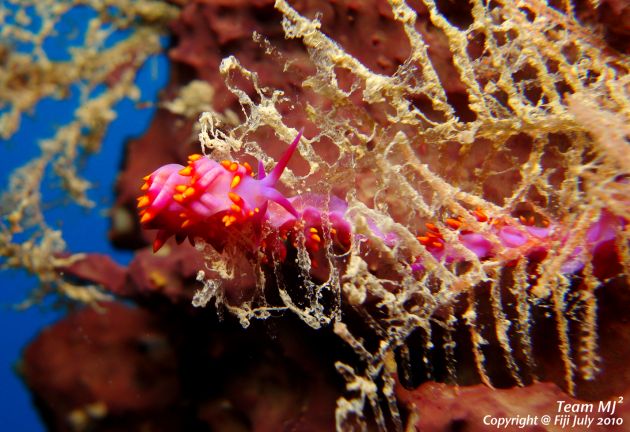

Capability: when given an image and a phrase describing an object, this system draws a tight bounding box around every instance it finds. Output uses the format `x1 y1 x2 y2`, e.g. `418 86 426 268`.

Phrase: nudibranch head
138 130 303 252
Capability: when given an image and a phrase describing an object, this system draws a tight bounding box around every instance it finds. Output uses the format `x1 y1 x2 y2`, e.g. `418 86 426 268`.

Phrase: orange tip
417 236 430 244
228 192 243 205
473 208 488 222
183 187 195 198
140 212 154 224
230 175 241 189
137 196 150 208
446 218 462 229
179 166 193 176
188 154 202 162
224 215 237 227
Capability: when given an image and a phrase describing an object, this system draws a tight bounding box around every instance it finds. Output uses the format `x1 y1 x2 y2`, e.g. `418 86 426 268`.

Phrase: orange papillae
418 209 490 249
445 218 462 230
228 192 243 205
242 161 253 175
473 208 488 222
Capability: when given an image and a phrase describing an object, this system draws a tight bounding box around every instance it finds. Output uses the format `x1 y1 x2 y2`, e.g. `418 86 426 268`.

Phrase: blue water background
0 6 170 430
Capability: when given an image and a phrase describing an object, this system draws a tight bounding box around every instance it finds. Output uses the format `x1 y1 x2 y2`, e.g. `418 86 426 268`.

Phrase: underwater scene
1 0 629 431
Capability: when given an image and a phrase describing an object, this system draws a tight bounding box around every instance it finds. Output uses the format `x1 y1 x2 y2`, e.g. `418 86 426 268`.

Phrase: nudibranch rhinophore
137 130 353 267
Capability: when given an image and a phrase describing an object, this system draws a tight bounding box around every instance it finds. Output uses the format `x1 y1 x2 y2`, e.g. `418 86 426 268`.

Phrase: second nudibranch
138 131 304 252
